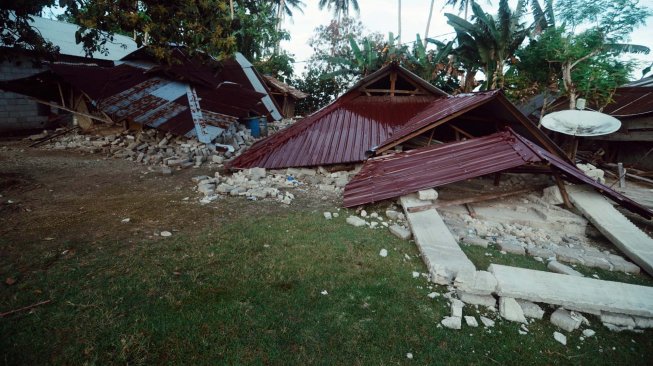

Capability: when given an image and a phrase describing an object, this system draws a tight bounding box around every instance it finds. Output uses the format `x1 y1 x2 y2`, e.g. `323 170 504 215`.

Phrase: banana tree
322 35 383 80
446 0 529 90
405 34 455 83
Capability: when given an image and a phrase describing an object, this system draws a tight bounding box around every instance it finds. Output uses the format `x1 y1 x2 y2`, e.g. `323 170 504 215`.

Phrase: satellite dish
541 110 621 136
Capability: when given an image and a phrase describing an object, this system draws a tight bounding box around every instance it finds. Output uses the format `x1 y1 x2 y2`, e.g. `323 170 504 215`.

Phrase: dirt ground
0 140 337 271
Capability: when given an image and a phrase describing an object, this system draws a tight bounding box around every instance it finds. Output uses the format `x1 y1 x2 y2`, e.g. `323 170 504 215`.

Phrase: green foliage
0 1 61 60
318 0 360 19
232 1 288 62
255 51 296 82
292 67 345 115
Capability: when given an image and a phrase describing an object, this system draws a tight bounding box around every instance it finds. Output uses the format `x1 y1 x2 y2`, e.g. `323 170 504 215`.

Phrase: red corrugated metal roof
374 90 568 160
228 95 438 169
343 131 540 207
343 129 652 219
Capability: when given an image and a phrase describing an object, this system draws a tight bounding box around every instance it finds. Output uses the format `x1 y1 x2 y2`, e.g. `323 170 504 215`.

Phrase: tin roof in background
264 75 308 99
1 16 137 60
343 129 652 219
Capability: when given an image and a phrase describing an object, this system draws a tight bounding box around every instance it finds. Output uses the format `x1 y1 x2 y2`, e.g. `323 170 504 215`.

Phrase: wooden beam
450 124 475 139
57 82 66 107
361 88 427 95
552 171 573 209
407 185 548 213
29 98 113 124
390 71 397 97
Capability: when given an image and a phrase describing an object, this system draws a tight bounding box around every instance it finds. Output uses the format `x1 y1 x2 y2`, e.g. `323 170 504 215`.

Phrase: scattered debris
464 316 479 327
550 308 583 332
379 249 388 258
553 331 567 345
499 297 527 323
160 231 172 237
441 316 462 330
321 290 328 295
480 316 495 327
347 216 367 228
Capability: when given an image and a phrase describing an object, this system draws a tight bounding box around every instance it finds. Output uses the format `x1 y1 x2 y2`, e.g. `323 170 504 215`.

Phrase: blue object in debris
244 116 261 138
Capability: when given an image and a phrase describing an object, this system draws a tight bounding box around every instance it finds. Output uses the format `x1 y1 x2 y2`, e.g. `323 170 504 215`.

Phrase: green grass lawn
2 204 653 365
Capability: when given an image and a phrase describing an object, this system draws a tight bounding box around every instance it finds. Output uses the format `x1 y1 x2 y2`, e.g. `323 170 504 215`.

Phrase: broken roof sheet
373 90 568 160
344 129 652 219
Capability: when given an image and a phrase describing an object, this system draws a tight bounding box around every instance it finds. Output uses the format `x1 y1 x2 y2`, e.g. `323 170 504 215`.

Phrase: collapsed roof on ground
0 47 281 143
344 129 653 219
227 63 448 169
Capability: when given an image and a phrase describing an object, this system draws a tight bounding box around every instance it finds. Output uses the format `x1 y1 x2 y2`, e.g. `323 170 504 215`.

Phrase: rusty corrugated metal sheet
228 95 437 169
343 131 540 207
264 75 308 99
343 129 653 219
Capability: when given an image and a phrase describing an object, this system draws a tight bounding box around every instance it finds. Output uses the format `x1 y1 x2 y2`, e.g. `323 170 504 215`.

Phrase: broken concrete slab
633 316 653 329
489 264 653 317
454 270 497 296
499 297 527 323
346 216 367 227
600 312 636 327
516 300 545 320
553 331 567 345
400 194 476 284
389 224 412 240
462 236 489 248
567 186 653 277
550 308 582 332
542 185 564 205
526 246 555 259
547 261 584 277
458 292 497 308
451 299 464 318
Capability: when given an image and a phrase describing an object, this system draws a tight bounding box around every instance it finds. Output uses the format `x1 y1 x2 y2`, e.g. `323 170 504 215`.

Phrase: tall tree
424 0 435 46
397 0 402 43
318 0 360 20
0 1 60 60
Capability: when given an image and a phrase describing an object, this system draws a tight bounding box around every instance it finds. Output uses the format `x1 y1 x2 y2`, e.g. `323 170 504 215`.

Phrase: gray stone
463 236 489 248
323 212 332 220
454 270 497 296
554 247 585 265
553 331 567 345
346 216 367 227
192 175 210 183
464 316 479 327
526 246 555 259
451 299 464 318
458 292 497 308
385 210 401 220
542 185 564 205
550 308 582 332
247 167 266 180
516 300 545 320
198 183 216 195
582 329 596 337
633 316 653 328
547 260 584 277
160 166 173 175
418 189 438 201
498 241 526 255
499 297 527 323
441 316 462 330
216 183 235 193
212 155 224 164
480 316 495 327
247 188 268 199
389 225 412 240
229 187 246 196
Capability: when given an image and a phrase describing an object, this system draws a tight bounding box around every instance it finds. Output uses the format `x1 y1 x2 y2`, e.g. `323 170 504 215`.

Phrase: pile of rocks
192 165 362 205
577 163 606 184
38 123 257 171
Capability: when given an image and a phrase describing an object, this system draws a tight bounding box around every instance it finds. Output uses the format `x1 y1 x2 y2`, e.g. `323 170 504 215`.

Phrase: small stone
412 271 420 278
360 210 368 217
551 308 582 332
406 353 413 360
121 218 130 223
385 210 401 220
582 329 596 337
441 316 462 330
499 297 527 323
516 300 544 320
346 216 367 227
553 331 567 345
418 189 438 201
321 290 328 295
389 225 412 240
480 316 495 327
323 212 332 220
451 299 464 318
463 236 489 248
600 312 636 327
160 166 173 175
427 292 440 299
464 316 479 327
498 241 525 255
379 249 388 257
548 260 584 277
458 292 497 308
160 231 172 237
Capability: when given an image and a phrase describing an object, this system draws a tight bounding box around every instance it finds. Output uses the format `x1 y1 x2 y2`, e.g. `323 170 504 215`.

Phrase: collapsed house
0 46 282 146
0 16 137 133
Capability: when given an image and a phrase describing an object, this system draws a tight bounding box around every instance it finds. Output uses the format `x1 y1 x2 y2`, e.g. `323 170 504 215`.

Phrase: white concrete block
550 308 582 332
499 297 527 323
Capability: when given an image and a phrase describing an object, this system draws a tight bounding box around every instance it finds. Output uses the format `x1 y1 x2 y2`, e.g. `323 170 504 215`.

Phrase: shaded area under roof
373 90 568 160
264 75 308 99
343 129 652 220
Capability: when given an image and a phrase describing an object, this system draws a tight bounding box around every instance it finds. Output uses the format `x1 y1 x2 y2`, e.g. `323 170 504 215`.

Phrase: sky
281 0 653 78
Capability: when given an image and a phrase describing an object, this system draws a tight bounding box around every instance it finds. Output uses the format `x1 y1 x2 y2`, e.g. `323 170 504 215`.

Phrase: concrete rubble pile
192 165 362 205
35 123 257 171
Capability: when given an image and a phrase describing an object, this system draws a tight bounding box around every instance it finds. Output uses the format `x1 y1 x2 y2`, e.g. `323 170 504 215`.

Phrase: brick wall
0 56 51 133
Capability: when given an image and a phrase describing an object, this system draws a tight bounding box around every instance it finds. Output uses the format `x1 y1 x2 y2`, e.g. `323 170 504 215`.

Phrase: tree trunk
562 61 577 109
424 0 435 47
464 0 469 20
463 69 476 92
275 0 286 54
398 0 402 44
230 0 234 20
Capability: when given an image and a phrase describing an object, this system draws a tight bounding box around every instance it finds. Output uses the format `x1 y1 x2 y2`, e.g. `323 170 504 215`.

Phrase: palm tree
446 0 529 89
318 0 360 21
397 0 402 44
424 0 435 46
445 0 475 20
